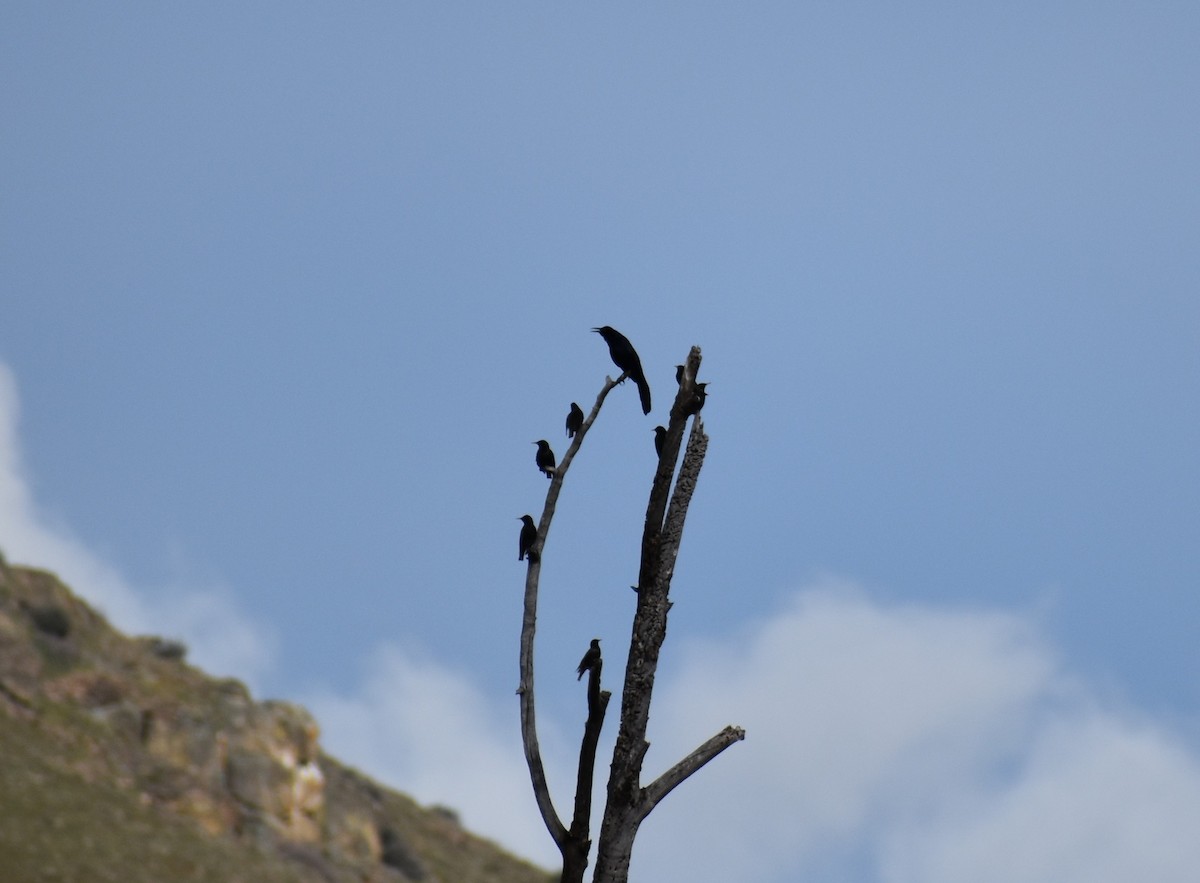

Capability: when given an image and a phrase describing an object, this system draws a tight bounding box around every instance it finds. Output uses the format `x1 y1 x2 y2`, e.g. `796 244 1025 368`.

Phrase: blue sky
3 5 1199 881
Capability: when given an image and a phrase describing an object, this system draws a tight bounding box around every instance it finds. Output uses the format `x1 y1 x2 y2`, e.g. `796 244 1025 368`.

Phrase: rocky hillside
0 554 551 883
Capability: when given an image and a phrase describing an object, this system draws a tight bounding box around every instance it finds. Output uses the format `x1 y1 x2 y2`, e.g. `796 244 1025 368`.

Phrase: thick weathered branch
654 417 708 592
639 725 746 819
637 348 703 581
606 351 705 789
518 373 625 854
595 347 737 883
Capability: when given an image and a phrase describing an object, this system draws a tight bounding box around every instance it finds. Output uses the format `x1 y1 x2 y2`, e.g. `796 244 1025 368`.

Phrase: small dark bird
534 440 556 478
576 638 601 680
675 364 685 386
565 403 584 439
684 382 709 416
518 515 537 561
592 326 652 415
653 425 666 458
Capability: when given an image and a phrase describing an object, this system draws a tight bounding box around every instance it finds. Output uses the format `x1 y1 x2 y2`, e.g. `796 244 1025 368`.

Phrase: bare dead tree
518 345 744 883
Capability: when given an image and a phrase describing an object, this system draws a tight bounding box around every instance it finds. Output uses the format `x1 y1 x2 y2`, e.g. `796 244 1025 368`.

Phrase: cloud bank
636 586 1200 882
0 363 275 688
308 582 1200 882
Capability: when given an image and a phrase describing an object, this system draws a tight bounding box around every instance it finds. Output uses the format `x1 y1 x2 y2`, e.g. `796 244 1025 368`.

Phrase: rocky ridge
0 553 550 883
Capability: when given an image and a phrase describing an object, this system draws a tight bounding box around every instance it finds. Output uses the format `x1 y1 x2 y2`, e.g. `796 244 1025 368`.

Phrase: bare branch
639 726 746 819
561 667 612 883
518 372 626 852
654 417 708 592
571 679 610 839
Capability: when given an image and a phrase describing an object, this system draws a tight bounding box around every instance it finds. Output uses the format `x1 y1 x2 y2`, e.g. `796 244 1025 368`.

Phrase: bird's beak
590 327 601 333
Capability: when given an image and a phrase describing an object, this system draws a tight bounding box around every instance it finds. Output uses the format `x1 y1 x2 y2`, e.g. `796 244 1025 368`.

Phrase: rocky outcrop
0 555 551 883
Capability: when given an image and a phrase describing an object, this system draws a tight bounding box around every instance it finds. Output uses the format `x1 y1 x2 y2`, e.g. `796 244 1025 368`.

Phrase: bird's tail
636 376 652 415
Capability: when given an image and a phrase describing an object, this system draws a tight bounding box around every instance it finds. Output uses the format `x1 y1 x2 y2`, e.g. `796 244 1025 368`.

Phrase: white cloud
881 713 1200 883
632 585 1200 883
306 643 563 868
301 582 1200 883
0 362 275 687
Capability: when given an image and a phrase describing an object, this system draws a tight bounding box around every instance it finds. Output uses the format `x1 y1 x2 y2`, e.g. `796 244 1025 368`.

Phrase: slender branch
518 372 627 851
571 677 611 838
639 726 746 819
561 666 612 883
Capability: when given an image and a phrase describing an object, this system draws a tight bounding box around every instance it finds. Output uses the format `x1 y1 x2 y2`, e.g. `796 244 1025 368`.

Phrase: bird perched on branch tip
565 403 584 439
518 515 537 562
576 639 601 681
592 326 652 415
534 440 556 478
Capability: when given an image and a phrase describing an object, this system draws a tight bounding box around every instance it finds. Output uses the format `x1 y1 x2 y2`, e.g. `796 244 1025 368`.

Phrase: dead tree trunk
517 345 743 883
592 347 744 883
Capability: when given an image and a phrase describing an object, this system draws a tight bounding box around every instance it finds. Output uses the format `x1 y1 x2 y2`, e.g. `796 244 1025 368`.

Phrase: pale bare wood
640 725 746 818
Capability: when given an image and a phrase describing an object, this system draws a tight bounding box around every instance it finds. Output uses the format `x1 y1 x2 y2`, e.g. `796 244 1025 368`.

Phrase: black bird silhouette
592 326 652 415
684 382 709 416
534 440 556 478
565 403 584 439
675 364 685 386
654 425 666 458
576 638 601 681
518 515 537 561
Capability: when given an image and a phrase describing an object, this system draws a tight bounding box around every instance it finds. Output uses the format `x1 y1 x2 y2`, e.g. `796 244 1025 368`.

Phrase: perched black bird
518 515 537 561
534 440 556 478
576 638 601 681
675 364 685 386
684 382 709 416
653 425 666 458
592 326 652 415
565 402 584 439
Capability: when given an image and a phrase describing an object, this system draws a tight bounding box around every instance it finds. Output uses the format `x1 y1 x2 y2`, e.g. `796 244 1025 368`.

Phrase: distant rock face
1 562 328 846
0 559 551 883
140 695 326 844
